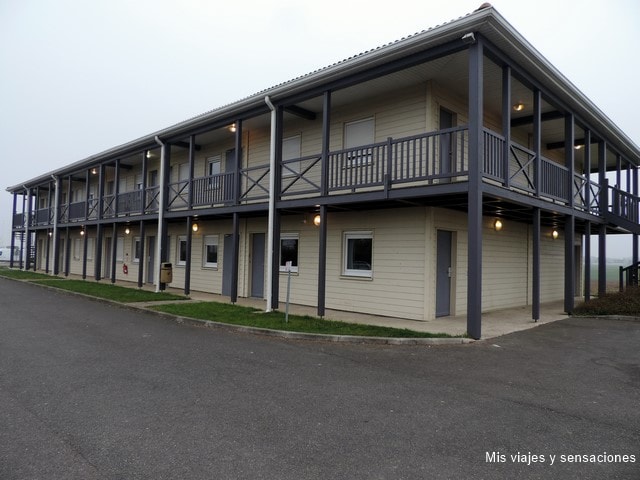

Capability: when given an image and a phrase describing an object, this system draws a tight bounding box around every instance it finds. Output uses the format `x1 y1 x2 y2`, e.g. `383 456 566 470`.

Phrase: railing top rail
540 155 569 172
282 154 321 165
510 142 536 157
482 127 505 140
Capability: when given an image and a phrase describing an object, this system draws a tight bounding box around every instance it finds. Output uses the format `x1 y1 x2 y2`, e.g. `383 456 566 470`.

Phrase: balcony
13 128 640 232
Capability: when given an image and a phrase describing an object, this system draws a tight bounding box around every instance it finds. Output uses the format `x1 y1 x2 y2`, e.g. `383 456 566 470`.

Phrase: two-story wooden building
7 5 640 339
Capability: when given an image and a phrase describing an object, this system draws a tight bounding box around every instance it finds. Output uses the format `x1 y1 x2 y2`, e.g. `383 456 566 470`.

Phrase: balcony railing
13 127 639 232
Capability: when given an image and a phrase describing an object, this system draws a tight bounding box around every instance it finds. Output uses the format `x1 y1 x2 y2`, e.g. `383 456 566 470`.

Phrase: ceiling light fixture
513 102 525 112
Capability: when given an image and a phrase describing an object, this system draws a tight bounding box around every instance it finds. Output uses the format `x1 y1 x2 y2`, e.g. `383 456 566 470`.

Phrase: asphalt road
0 277 638 480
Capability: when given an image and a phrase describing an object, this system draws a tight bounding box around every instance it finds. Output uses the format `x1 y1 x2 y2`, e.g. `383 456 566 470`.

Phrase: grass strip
574 287 640 316
0 267 57 280
151 302 458 338
32 279 187 303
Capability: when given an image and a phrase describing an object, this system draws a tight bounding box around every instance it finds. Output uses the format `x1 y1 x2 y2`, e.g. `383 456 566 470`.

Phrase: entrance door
104 237 112 278
436 230 452 317
439 108 454 181
250 233 265 298
147 236 155 284
222 234 234 296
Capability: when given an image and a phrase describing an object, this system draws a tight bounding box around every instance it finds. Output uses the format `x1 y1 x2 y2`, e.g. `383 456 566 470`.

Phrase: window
177 236 187 266
207 156 221 188
135 174 143 190
343 231 373 277
73 238 82 261
282 135 302 176
280 233 299 272
344 118 375 167
178 163 190 181
86 238 94 261
133 237 141 263
116 237 124 262
203 235 219 268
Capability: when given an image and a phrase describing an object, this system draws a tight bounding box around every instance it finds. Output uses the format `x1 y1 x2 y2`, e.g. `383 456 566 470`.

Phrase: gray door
147 236 155 284
222 234 234 296
439 108 453 180
436 230 452 317
250 233 265 298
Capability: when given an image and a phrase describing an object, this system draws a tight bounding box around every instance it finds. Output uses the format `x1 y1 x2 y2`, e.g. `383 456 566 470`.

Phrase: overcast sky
1 0 638 256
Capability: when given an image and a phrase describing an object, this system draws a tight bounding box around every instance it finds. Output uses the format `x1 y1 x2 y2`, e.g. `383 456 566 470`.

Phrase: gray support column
320 91 331 196
188 135 196 210
156 143 170 291
52 176 61 275
114 159 121 216
141 151 148 213
584 130 591 211
317 205 328 317
138 220 146 288
533 90 542 197
185 217 192 296
25 188 32 271
467 38 484 340
95 164 105 281
64 227 71 276
110 223 117 283
532 208 540 321
85 169 90 221
584 221 591 301
597 142 607 296
598 223 607 295
46 228 51 274
230 212 240 304
10 193 17 268
502 66 511 187
234 121 243 205
633 167 639 285
318 90 331 317
564 114 576 313
82 227 88 279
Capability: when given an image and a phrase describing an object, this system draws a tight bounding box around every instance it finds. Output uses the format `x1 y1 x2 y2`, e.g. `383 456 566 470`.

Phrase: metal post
234 121 243 205
64 227 71 276
320 91 331 196
467 37 484 340
271 106 284 310
502 65 511 188
533 90 542 197
110 223 117 283
25 188 32 271
138 220 146 288
564 214 575 313
52 176 61 274
185 216 192 295
46 228 51 274
532 208 540 321
95 164 105 281
82 226 88 279
317 205 328 317
10 193 17 268
230 212 240 303
188 135 196 210
584 221 591 301
565 114 575 208
634 167 639 286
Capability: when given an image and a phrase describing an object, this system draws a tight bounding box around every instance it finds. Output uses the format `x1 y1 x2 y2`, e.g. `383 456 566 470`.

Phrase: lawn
151 301 458 338
32 279 187 303
0 267 57 280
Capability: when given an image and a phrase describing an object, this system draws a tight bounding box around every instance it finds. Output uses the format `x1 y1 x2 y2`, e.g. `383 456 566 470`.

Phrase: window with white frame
344 118 374 167
73 238 82 261
133 237 141 263
343 231 373 277
282 135 302 176
116 237 124 262
177 236 187 266
280 233 299 272
86 238 94 261
203 235 219 268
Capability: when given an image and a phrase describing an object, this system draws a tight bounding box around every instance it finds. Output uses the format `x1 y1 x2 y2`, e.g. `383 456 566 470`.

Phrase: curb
2 275 473 346
573 314 640 323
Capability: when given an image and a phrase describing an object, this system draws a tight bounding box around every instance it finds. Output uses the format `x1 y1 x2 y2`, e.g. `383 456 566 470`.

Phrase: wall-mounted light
574 144 583 150
192 222 199 233
48 231 53 237
313 214 321 227
146 150 152 159
229 123 237 133
91 168 98 175
80 228 85 236
125 227 131 235
552 230 559 240
494 219 503 231
513 102 525 112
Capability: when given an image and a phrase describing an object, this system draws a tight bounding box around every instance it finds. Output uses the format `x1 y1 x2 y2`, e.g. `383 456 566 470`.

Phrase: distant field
589 264 626 293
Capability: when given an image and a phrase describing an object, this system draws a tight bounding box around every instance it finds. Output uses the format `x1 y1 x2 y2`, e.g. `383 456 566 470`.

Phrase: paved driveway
0 277 638 480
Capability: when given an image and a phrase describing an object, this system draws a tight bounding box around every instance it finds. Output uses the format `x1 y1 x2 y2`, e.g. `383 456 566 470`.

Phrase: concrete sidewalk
128 279 569 339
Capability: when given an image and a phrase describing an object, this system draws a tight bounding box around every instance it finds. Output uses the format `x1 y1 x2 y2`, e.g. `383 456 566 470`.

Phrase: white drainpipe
154 136 166 293
264 95 276 312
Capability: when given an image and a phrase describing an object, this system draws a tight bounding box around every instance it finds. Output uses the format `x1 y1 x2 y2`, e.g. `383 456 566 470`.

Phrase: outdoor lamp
313 214 321 227
494 219 503 231
192 222 199 233
552 230 559 240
